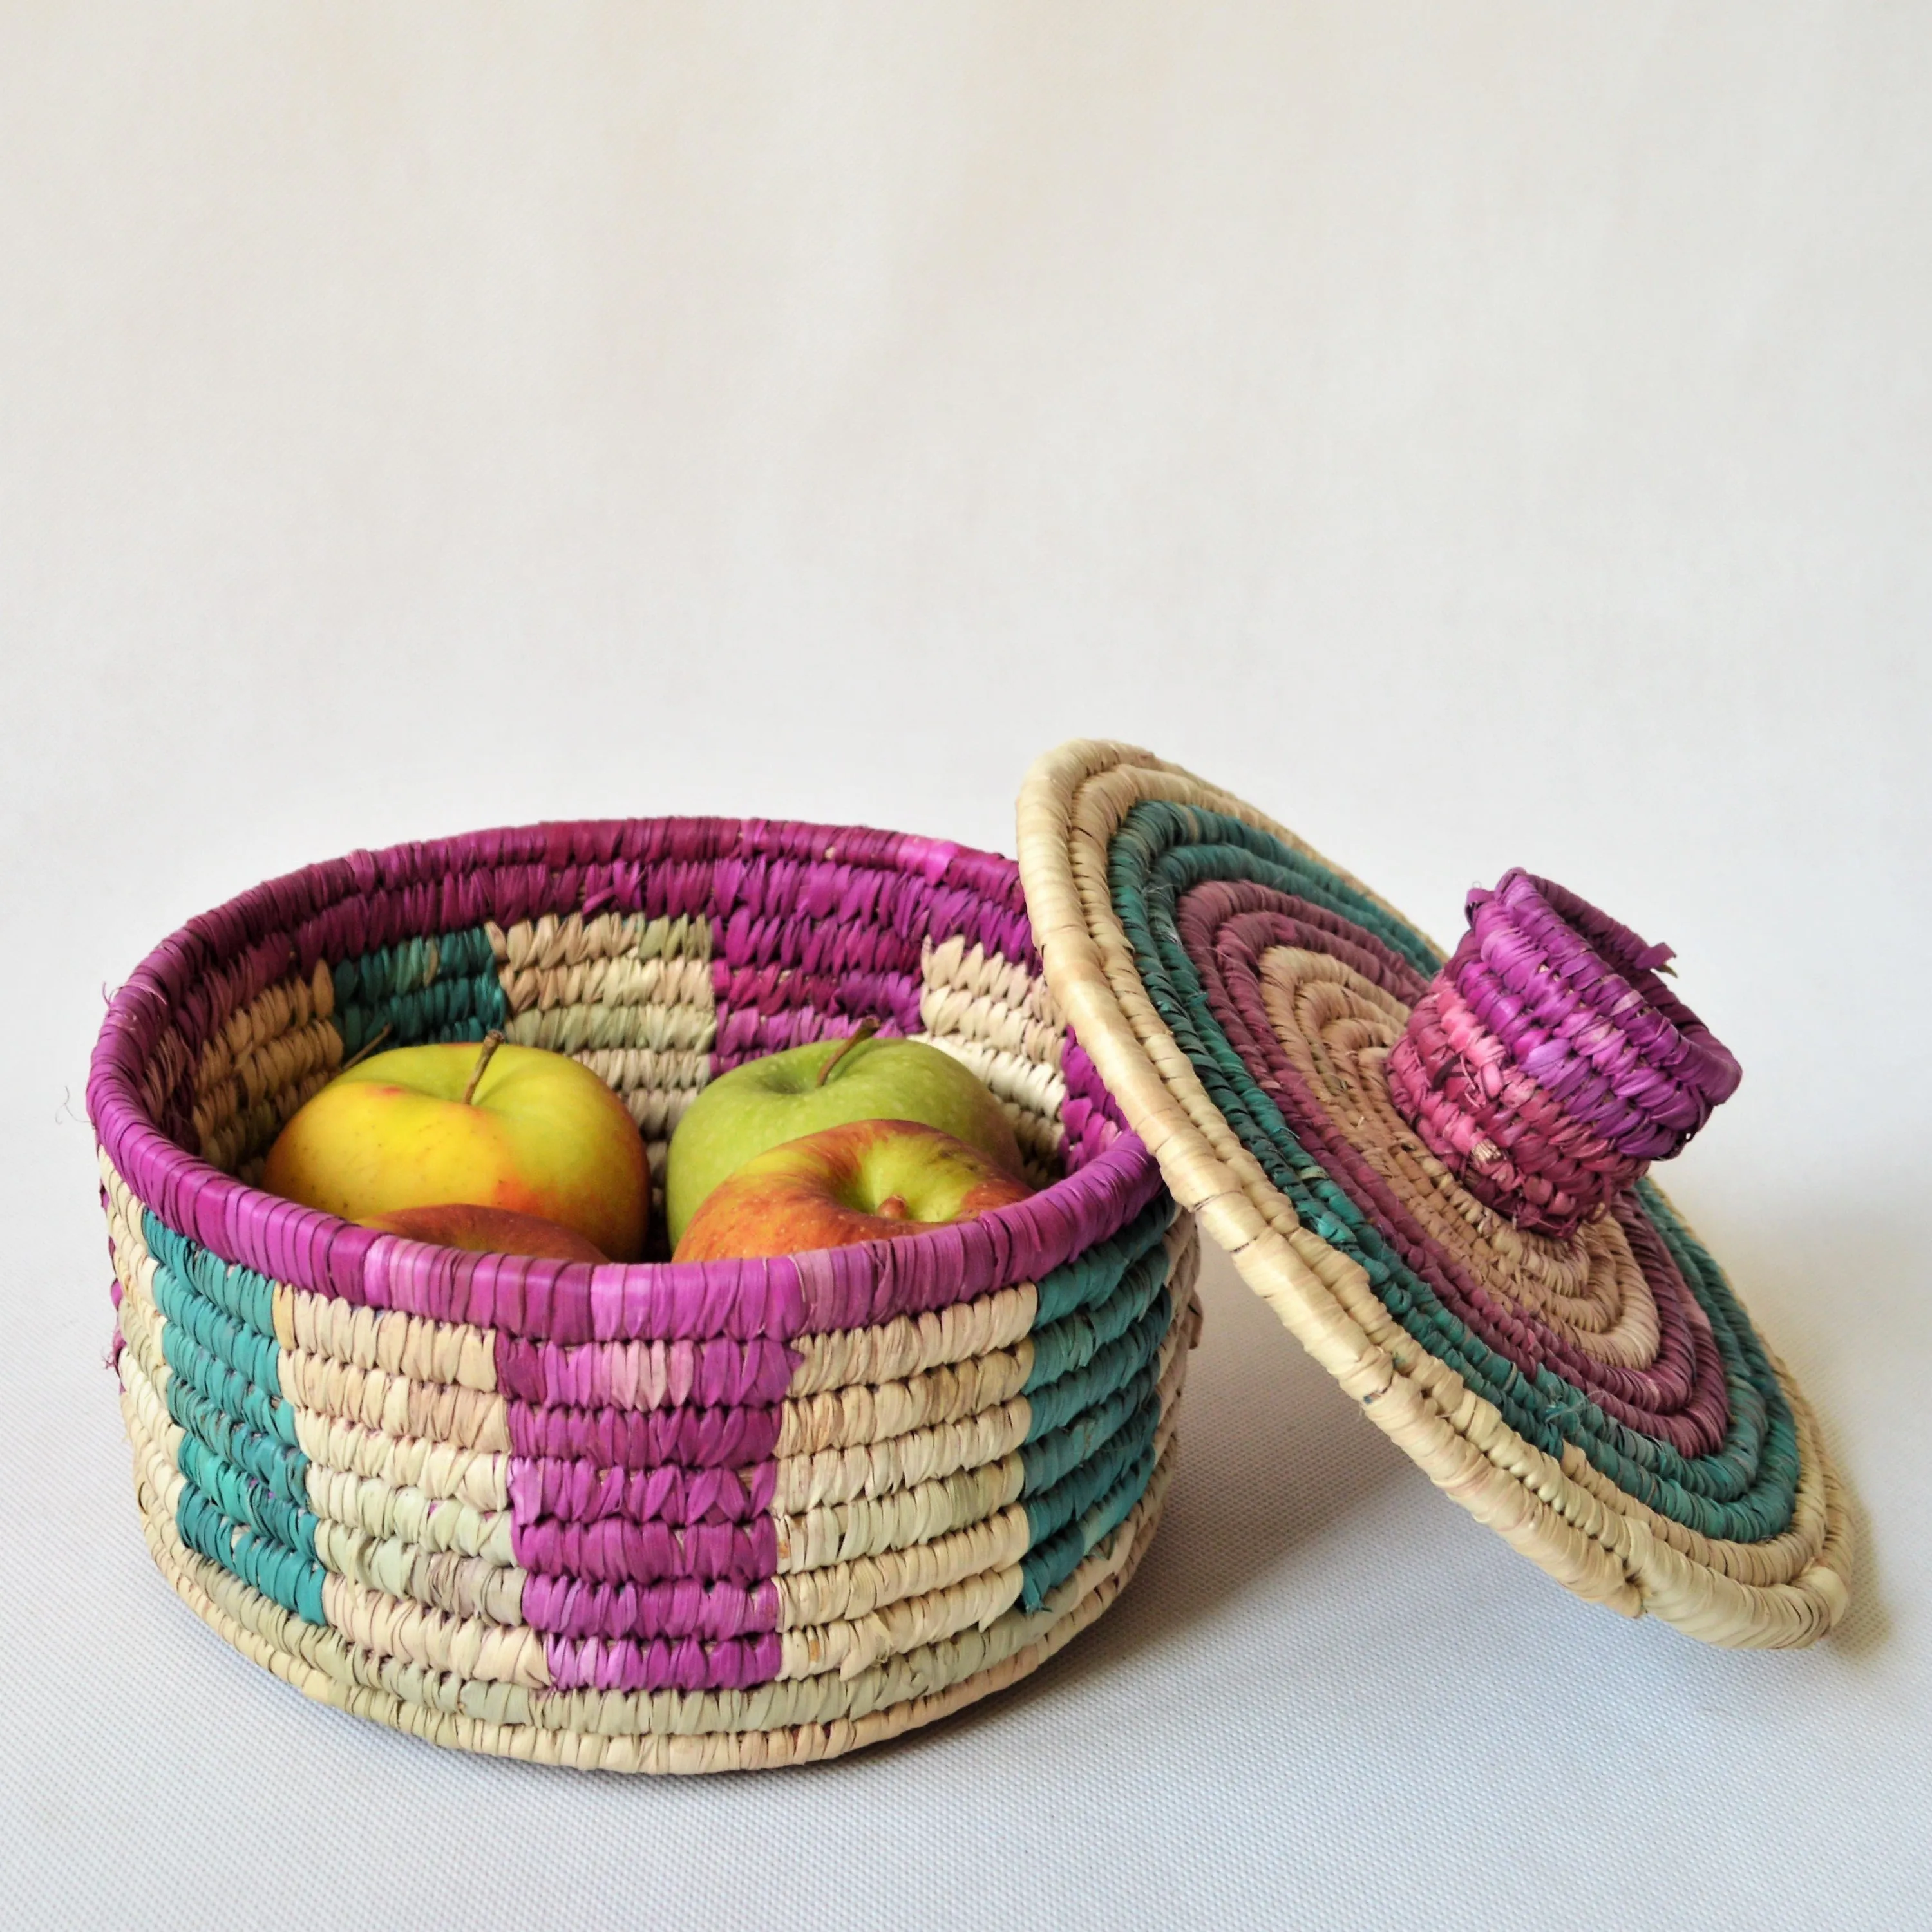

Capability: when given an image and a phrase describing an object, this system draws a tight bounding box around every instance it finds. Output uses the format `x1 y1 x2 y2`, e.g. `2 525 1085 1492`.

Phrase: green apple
665 1027 1022 1246
674 1119 1034 1262
264 1033 649 1262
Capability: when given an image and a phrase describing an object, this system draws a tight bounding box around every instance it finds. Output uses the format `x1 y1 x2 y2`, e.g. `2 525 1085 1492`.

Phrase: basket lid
1014 739 1851 1647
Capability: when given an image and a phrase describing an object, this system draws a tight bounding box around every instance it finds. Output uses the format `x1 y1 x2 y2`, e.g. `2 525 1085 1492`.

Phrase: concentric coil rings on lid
1017 740 1850 1649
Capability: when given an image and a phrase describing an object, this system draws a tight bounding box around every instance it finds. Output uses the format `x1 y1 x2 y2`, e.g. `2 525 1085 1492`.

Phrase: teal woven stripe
1032 1195 1171 1327
166 1369 310 1508
155 1309 296 1455
1022 1354 1160 1502
176 1434 319 1557
1026 1237 1171 1394
1108 798 1801 1542
1015 1180 1178 1605
144 1212 278 1340
332 923 507 1054
148 1255 285 1412
177 1483 327 1624
1024 1292 1171 1443
1023 1384 1161 1557
1019 1411 1162 1610
144 1209 308 1502
145 1213 323 1610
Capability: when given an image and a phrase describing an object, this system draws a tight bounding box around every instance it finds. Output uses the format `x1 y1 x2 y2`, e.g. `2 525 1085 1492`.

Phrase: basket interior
108 817 1124 1261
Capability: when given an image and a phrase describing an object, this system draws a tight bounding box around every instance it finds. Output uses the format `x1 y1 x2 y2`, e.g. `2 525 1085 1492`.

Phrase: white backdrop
3 7 1927 1928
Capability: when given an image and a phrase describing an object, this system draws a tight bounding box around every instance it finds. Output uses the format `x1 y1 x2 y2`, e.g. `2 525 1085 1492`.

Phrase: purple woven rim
88 816 1163 1346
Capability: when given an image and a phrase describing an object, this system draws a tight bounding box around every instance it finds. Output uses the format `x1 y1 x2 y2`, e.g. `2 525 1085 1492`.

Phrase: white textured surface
2 7 1927 1927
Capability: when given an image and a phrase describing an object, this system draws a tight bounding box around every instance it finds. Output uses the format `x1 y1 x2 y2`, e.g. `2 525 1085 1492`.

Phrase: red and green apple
665 1025 1022 1246
673 1117 1033 1262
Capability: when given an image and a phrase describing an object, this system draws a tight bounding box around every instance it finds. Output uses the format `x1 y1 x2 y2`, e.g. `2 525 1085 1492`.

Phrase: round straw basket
88 818 1199 1771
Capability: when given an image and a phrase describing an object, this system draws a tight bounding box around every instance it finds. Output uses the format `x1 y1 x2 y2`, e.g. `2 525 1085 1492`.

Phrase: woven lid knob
1384 868 1741 1236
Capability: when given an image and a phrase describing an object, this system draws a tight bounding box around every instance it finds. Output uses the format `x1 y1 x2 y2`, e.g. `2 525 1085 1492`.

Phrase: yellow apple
263 1034 648 1262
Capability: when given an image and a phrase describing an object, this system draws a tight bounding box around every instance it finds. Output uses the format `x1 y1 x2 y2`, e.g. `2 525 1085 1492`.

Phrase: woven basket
89 817 1200 1771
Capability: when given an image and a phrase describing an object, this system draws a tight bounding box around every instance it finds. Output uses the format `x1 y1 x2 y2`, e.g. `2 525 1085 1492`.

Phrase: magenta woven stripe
506 1397 786 1471
523 1575 780 1643
494 1334 799 1410
506 1459 778 1528
714 960 925 1067
541 1629 785 1694
90 1144 1148 1345
707 849 1037 1074
1061 1039 1128 1173
514 1510 777 1589
525 1575 781 1643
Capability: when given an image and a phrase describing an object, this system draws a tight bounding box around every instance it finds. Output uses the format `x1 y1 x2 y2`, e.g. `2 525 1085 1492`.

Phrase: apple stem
460 1029 506 1105
815 1015 880 1088
336 1022 393 1075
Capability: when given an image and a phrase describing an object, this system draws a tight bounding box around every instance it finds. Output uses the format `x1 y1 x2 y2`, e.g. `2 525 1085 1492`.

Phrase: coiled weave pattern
90 818 1198 1769
1017 742 1850 1649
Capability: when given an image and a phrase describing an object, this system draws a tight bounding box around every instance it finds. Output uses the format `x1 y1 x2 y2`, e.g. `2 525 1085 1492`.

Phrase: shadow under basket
88 818 1200 1772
